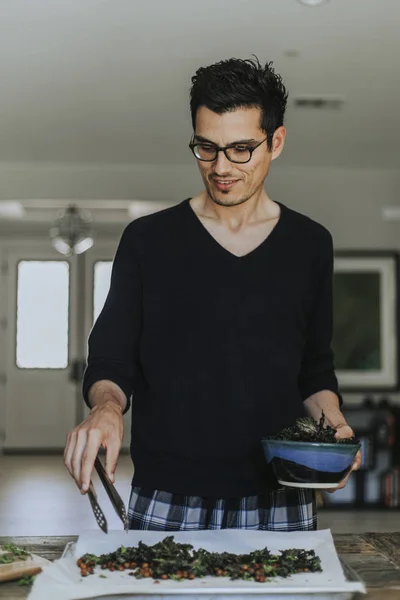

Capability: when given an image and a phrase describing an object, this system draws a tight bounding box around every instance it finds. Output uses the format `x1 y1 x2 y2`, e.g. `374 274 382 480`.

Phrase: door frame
2 240 79 449
82 241 131 451
83 241 118 343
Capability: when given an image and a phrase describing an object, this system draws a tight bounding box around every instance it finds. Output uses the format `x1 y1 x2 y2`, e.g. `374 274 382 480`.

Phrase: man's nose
213 150 232 175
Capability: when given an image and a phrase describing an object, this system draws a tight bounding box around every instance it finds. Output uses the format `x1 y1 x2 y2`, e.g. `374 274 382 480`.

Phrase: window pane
93 261 113 323
16 261 69 369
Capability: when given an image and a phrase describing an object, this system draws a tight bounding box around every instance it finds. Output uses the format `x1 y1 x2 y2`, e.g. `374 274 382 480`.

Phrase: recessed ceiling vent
293 96 344 109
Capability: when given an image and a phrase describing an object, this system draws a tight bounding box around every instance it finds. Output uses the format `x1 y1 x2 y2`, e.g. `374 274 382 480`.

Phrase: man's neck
191 190 280 231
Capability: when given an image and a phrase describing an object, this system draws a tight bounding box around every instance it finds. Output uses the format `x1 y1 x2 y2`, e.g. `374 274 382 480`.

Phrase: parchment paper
28 528 365 600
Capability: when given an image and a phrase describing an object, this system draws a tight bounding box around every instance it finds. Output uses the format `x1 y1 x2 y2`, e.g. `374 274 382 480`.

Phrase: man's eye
199 144 214 151
233 146 249 153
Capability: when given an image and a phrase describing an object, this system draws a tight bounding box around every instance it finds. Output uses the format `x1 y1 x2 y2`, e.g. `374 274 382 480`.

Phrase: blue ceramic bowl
261 438 361 489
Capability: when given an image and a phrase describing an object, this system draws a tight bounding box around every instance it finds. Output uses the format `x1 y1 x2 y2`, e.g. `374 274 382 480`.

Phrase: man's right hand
64 389 124 494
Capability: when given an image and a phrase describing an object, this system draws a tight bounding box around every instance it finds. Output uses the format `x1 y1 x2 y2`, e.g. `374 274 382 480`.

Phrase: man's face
193 106 286 208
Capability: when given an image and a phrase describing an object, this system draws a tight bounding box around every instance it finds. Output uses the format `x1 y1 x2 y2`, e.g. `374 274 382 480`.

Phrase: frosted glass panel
93 261 112 322
16 261 69 369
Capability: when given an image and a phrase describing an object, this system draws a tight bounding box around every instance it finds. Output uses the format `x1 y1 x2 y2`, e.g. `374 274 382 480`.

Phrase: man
64 57 361 531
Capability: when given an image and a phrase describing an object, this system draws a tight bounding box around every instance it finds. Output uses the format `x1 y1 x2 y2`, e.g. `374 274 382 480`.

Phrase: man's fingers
64 403 124 492
337 476 349 489
326 484 343 494
64 431 71 463
105 439 122 483
71 429 90 491
80 429 102 493
64 431 77 478
65 431 86 492
352 450 362 471
334 425 354 440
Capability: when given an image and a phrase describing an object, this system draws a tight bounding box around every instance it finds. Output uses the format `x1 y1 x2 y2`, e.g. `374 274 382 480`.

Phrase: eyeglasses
189 137 268 164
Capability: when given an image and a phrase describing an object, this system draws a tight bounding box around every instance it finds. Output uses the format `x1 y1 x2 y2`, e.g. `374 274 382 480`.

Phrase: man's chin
209 192 249 208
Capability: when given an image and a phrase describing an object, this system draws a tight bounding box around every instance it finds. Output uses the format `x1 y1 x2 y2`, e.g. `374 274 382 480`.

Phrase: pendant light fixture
49 204 94 256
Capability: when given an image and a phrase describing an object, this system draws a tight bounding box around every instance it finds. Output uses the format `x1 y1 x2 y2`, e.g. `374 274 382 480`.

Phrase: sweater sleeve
298 231 343 406
82 223 142 413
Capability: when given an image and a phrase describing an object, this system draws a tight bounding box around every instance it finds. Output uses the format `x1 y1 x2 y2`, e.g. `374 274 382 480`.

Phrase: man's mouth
213 179 239 191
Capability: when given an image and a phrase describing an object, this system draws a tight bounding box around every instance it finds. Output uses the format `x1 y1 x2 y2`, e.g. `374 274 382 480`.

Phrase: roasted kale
267 412 358 444
77 536 322 583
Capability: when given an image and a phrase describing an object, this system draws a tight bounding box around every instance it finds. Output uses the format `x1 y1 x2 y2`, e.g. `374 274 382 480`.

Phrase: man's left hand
326 424 362 493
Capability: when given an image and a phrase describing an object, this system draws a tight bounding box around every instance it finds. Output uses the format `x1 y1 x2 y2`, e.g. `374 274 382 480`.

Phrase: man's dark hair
190 56 288 151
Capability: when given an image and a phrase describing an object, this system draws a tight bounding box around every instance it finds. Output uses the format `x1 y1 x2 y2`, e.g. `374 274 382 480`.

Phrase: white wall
268 167 400 407
268 166 400 250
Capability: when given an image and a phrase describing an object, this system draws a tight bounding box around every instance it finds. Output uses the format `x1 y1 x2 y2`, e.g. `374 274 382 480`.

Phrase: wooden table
1 533 400 599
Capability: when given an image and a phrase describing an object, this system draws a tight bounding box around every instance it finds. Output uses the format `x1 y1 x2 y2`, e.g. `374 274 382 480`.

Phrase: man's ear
271 126 286 161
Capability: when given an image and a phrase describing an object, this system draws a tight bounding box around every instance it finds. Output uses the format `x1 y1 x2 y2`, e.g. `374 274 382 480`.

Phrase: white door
2 243 78 449
83 242 131 451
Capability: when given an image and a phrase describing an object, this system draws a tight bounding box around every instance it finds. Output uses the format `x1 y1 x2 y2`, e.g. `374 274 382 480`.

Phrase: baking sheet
28 529 365 600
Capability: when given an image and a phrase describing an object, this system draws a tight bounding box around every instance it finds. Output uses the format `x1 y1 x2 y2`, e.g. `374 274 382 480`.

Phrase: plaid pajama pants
128 486 317 531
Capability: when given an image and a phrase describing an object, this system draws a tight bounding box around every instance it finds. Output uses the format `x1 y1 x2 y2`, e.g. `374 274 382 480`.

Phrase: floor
1 454 399 537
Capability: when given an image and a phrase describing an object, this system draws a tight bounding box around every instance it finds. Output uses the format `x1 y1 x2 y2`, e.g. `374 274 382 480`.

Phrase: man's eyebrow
194 135 258 145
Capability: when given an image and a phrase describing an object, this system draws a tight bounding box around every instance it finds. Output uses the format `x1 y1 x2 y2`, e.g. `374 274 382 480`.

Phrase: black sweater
83 199 342 497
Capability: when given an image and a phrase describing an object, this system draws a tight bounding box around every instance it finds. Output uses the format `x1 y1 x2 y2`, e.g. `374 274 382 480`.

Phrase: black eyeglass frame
189 137 268 164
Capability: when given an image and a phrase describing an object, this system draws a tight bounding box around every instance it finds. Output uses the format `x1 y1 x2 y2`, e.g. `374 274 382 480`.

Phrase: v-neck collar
183 198 286 260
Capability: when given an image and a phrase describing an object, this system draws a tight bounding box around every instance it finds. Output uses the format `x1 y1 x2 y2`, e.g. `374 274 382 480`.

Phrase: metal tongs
87 456 129 534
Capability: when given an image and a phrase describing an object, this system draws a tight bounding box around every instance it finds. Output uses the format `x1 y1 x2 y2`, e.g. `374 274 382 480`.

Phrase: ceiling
0 0 399 215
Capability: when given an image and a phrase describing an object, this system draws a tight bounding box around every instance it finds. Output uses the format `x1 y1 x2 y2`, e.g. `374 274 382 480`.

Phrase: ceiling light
49 204 94 256
298 0 329 6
